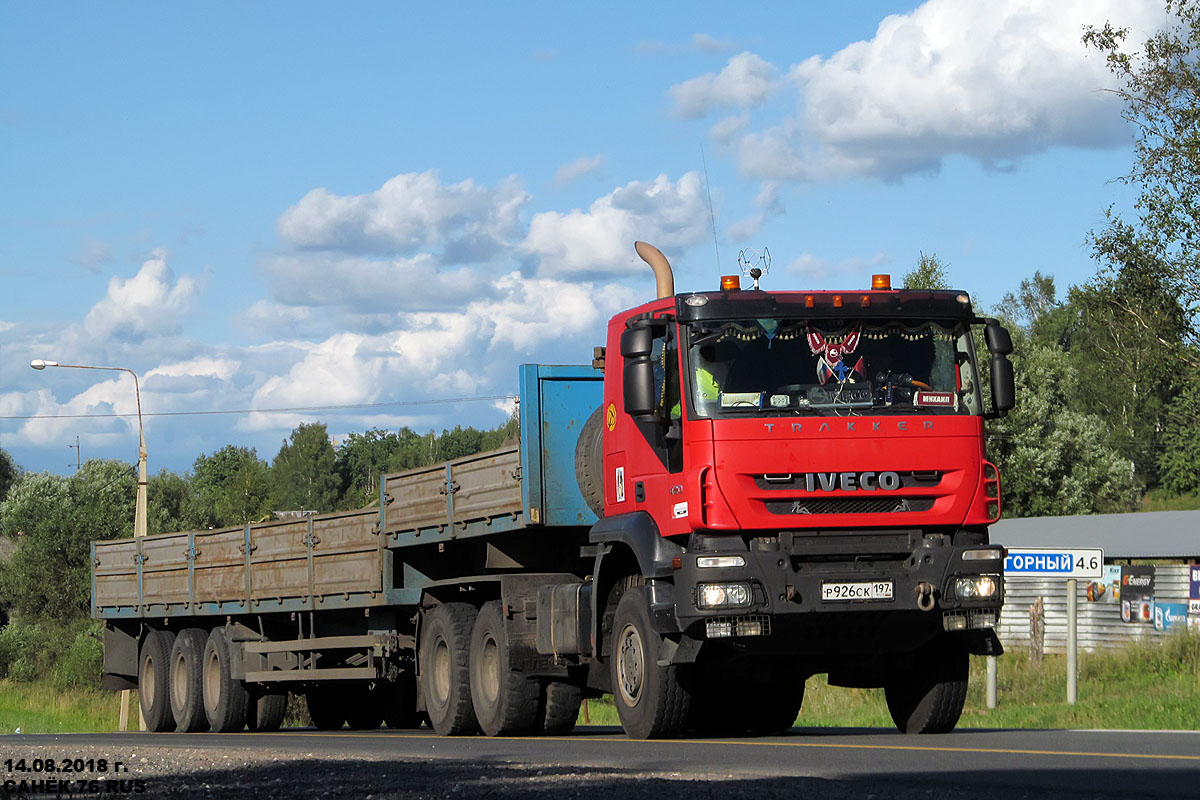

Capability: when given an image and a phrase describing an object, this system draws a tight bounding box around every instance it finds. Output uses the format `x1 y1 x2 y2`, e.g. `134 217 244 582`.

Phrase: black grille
755 471 943 491
764 497 936 515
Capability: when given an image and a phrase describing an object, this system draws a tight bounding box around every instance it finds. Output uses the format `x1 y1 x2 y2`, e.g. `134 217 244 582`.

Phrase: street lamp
31 358 148 730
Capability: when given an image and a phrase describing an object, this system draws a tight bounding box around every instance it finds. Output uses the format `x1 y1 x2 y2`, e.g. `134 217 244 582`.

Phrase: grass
580 632 1200 731
2 634 1196 734
0 680 133 734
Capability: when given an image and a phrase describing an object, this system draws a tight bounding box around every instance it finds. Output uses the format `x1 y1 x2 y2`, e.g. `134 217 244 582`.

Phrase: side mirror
621 325 657 418
983 321 1015 416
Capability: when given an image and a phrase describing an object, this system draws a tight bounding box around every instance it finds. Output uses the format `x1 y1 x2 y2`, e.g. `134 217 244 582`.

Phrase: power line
0 394 517 422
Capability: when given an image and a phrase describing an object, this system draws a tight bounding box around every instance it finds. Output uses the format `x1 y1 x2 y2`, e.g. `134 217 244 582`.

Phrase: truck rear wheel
574 406 605 518
885 636 968 734
536 680 582 735
611 586 691 739
247 689 288 731
138 629 177 732
469 600 539 736
305 688 346 730
168 628 209 732
202 628 249 733
420 602 480 736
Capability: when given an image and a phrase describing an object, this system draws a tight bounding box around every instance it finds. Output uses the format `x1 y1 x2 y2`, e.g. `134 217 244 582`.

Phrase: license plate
821 580 894 602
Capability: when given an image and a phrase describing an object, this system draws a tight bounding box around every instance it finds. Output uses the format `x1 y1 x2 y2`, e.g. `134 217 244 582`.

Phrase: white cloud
522 172 712 277
82 250 200 341
554 154 606 186
670 52 778 119
685 0 1166 181
692 33 736 53
276 170 530 262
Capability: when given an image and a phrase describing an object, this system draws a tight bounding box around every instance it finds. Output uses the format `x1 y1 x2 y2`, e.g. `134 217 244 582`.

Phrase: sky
0 0 1170 476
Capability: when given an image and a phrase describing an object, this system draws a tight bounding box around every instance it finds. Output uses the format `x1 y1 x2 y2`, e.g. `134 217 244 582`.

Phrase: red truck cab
586 251 1014 736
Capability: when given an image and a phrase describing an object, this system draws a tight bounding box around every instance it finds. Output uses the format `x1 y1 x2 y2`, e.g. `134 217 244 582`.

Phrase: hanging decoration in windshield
807 325 864 384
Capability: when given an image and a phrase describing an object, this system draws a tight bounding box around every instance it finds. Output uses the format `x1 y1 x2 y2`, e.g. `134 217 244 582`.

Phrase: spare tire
575 406 605 518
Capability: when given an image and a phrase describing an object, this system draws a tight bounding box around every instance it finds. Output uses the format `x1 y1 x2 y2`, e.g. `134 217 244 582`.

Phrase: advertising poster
1153 602 1188 632
1190 565 1200 616
1120 565 1155 624
1086 564 1121 604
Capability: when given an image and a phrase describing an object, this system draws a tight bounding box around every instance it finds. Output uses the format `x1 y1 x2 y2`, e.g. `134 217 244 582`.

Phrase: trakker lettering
801 471 902 492
763 420 935 433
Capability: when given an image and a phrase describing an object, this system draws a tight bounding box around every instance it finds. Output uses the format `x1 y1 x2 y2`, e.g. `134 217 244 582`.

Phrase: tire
885 636 968 734
345 685 384 730
610 585 691 739
383 675 422 729
247 689 288 731
168 628 209 733
574 406 605 518
469 600 540 737
202 627 249 733
536 680 582 735
420 603 479 736
305 688 345 730
138 629 177 732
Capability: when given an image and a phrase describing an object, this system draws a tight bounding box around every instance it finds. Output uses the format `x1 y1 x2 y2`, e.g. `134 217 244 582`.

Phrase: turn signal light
872 274 892 290
721 275 740 291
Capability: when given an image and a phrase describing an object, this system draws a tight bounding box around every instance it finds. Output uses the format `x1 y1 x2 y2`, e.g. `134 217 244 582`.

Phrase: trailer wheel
420 603 479 736
885 636 968 734
247 689 288 731
611 586 691 739
305 689 345 730
536 680 582 735
138 629 177 732
574 406 605 518
168 628 209 732
202 628 249 733
384 676 422 729
469 601 539 736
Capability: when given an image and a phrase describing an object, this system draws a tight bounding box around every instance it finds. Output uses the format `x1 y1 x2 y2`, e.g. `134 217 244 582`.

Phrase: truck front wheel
611 586 691 739
420 602 480 736
884 636 968 734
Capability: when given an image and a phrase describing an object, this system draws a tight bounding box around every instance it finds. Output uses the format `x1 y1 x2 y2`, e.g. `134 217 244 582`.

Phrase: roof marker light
833 295 843 308
872 274 892 290
861 295 870 308
805 295 814 308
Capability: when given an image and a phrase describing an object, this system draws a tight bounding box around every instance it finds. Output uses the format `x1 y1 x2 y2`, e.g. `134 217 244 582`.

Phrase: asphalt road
3 727 1198 799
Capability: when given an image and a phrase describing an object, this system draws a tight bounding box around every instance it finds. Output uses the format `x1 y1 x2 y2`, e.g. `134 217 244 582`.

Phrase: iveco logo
802 471 902 492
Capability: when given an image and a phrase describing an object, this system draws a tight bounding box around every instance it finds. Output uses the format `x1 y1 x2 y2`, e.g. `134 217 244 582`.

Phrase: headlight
697 582 752 609
955 575 999 599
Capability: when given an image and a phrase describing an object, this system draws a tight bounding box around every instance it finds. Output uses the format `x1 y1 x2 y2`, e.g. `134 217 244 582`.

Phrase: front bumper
671 532 1003 653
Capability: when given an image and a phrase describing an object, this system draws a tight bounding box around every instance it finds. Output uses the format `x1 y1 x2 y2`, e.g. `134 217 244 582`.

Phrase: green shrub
51 623 104 691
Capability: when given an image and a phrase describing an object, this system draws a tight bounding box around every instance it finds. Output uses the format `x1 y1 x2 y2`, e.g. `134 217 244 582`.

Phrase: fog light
969 611 998 629
943 612 967 631
697 555 746 569
955 575 999 599
697 583 752 609
706 621 733 638
737 620 764 636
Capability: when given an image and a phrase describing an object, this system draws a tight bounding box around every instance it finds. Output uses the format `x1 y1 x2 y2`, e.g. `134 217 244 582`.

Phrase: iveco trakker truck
93 242 1015 738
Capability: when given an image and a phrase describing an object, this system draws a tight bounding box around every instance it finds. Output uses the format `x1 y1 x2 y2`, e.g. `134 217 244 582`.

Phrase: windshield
685 318 982 418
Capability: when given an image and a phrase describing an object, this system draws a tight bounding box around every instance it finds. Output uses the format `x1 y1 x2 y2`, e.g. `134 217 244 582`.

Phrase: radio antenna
700 141 721 273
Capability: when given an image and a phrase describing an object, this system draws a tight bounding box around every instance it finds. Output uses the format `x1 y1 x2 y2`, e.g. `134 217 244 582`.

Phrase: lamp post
30 359 147 730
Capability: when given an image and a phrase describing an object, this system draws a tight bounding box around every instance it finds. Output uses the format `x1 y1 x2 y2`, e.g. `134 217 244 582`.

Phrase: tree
985 337 1142 517
147 469 194 535
0 461 136 622
190 445 271 527
335 428 404 509
0 449 17 505
272 423 339 513
1084 4 1200 367
1158 373 1200 493
901 252 952 290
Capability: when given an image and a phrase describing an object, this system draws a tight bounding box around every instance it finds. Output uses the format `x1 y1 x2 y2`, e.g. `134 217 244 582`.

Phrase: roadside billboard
1120 565 1155 624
